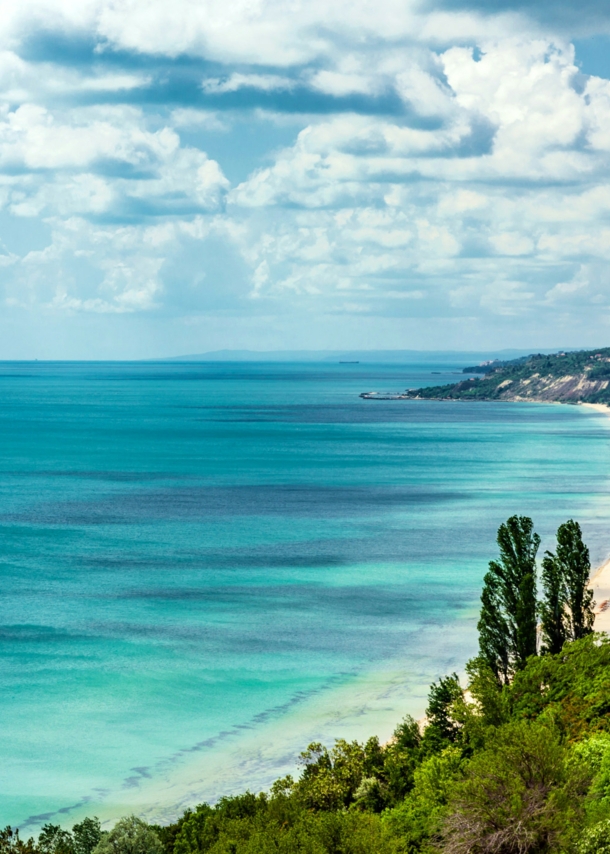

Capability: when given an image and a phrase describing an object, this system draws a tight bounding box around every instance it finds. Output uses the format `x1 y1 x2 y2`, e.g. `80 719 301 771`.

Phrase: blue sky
1 0 610 357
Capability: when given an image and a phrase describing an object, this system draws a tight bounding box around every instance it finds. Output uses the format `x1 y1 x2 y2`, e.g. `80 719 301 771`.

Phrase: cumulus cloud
218 36 610 329
202 73 295 94
0 0 610 352
0 104 229 222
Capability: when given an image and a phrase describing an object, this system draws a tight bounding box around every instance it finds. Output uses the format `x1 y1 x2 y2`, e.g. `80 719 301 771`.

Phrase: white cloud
202 73 295 94
0 0 610 350
0 104 229 220
490 232 535 256
308 70 379 97
170 109 229 131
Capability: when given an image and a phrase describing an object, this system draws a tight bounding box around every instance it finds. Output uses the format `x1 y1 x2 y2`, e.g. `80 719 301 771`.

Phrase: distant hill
404 347 610 405
164 348 550 363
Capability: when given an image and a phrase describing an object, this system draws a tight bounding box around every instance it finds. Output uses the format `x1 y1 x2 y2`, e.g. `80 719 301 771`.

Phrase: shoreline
11 398 610 832
591 559 610 632
581 403 610 631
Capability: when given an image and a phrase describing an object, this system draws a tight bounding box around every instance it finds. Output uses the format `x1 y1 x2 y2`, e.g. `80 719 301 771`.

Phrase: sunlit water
1 360 609 829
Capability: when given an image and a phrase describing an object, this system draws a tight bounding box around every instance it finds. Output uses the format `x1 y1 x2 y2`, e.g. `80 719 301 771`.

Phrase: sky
2 1 610 357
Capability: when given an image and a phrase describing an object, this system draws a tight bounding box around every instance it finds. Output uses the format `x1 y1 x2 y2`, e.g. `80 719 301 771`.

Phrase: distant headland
361 347 610 406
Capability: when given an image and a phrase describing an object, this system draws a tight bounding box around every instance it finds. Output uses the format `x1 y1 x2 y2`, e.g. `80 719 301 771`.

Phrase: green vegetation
405 346 610 404
3 517 608 854
478 515 540 682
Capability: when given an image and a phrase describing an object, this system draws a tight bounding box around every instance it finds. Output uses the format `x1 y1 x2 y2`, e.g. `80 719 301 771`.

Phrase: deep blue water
1 361 609 828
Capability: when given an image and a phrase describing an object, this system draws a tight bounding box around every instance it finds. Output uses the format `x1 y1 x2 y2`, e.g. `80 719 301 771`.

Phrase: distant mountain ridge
405 347 610 405
164 348 555 363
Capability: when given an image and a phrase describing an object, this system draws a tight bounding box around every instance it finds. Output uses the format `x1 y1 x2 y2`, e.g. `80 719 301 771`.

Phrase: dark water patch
161 670 356 767
4 484 465 526
22 798 93 830
110 582 470 618
122 767 152 789
0 624 90 644
31 470 183 482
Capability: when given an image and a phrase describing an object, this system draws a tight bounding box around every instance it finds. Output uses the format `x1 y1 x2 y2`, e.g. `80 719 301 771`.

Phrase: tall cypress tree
478 516 540 682
555 519 594 641
539 550 568 654
477 571 510 684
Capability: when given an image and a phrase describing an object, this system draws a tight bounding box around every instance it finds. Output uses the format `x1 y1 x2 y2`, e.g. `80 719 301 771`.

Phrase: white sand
591 559 610 632
580 402 610 631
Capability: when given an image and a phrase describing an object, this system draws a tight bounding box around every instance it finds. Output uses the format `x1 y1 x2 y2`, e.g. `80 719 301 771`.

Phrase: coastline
10 395 610 833
581 403 610 631
592 558 610 632
580 402 610 416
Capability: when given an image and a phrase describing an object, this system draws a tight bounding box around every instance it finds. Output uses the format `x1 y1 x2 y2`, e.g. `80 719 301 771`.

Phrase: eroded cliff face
493 372 610 402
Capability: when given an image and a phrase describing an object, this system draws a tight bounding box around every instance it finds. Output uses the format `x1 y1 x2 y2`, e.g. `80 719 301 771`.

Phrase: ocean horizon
1 359 609 829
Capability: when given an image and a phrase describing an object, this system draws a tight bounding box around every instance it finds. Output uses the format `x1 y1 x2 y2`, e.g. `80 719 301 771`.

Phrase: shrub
92 817 163 854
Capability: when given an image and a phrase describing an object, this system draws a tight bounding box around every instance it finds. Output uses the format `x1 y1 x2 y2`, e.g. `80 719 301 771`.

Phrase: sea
1 359 610 830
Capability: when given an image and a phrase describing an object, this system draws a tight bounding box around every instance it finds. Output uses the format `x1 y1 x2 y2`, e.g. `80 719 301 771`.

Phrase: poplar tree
477 572 510 685
549 520 594 642
539 550 567 654
478 516 540 683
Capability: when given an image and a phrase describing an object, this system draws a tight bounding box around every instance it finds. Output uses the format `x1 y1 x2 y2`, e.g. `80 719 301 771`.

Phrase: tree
71 820 101 854
421 674 462 754
577 819 610 854
0 828 37 854
478 516 540 682
296 738 385 811
556 520 595 641
477 571 510 685
540 549 568 654
382 716 422 804
540 520 595 652
441 720 588 854
38 826 73 854
92 817 163 854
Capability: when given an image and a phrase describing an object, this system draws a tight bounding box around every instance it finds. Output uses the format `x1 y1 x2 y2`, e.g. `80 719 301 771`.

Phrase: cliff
402 347 610 405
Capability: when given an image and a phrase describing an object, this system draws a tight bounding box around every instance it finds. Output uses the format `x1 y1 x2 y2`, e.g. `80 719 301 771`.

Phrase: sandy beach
580 403 610 631
591 559 610 632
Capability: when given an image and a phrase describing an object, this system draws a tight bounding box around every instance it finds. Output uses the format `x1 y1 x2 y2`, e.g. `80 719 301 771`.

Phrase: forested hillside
403 347 610 405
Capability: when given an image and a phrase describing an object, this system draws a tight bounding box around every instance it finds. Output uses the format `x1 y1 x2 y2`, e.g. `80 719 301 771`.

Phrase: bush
577 818 610 854
92 817 163 854
440 720 588 854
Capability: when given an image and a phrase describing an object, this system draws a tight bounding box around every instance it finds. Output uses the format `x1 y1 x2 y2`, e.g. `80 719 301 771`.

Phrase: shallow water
1 361 609 828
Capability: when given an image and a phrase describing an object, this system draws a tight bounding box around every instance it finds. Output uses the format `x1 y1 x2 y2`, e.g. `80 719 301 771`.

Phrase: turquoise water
1 361 610 829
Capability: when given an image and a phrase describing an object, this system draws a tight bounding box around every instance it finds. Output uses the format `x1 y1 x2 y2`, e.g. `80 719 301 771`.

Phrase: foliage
556 520 595 641
1 820 102 854
540 546 568 654
172 795 395 854
0 828 38 854
384 747 464 853
406 346 610 404
71 820 102 854
509 634 610 739
420 675 463 756
576 818 610 854
92 817 163 854
478 516 540 681
540 520 594 655
441 720 589 853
